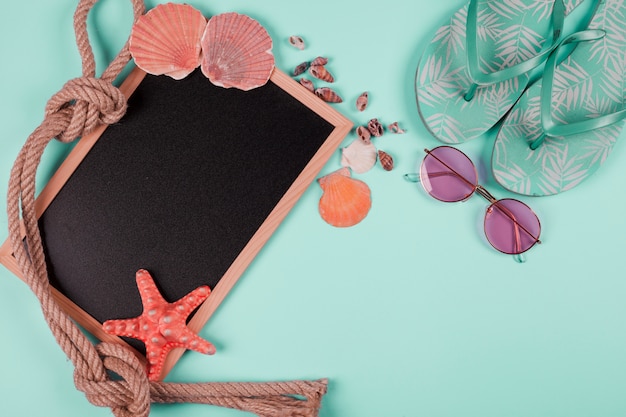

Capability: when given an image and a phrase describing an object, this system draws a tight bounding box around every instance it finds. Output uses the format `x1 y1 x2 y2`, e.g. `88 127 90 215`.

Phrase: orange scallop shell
318 168 371 228
201 12 275 90
129 3 207 80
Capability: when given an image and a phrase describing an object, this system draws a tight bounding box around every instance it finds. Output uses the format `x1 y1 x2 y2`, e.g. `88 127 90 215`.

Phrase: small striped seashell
201 13 275 90
311 56 329 66
289 35 305 50
355 126 371 144
318 168 371 228
309 65 334 82
293 61 309 76
129 3 207 80
367 118 384 137
356 92 368 112
315 87 343 103
299 78 315 92
388 121 406 134
378 150 394 171
341 138 377 174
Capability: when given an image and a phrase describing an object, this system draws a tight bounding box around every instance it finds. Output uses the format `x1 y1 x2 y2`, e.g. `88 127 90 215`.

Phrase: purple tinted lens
420 146 478 202
484 199 541 254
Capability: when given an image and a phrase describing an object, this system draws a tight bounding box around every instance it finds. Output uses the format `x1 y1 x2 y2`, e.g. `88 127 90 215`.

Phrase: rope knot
74 342 150 417
45 76 127 143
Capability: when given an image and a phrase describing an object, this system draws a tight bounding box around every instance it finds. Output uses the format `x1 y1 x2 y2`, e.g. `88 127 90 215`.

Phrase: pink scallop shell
201 12 275 90
130 3 207 80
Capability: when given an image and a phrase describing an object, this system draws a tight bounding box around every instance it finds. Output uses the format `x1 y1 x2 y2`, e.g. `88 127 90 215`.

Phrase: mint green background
1 1 626 416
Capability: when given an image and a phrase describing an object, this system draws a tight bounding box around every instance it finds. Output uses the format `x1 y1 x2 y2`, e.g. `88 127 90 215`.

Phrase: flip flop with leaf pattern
493 0 626 196
415 0 590 144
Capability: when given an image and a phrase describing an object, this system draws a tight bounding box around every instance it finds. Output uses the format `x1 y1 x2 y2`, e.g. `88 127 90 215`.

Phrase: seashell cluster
350 118 405 172
287 48 343 105
318 168 372 228
129 4 275 90
353 119 405 141
286 35 409 227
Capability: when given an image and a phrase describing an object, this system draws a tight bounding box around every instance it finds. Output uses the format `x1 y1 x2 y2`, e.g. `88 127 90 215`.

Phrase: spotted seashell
315 87 343 103
309 65 334 83
367 118 384 137
311 56 328 66
388 121 406 134
289 35 305 50
355 126 371 144
318 167 371 228
356 92 368 112
293 61 309 76
341 138 377 174
378 150 394 171
299 78 315 93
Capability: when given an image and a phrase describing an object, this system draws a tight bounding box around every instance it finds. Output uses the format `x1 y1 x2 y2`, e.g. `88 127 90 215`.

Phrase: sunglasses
405 146 541 261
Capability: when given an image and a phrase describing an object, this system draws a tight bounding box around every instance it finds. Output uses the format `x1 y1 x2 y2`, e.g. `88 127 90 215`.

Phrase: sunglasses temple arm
403 171 467 183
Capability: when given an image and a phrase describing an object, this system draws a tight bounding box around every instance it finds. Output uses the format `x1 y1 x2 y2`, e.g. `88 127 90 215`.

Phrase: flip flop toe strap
530 29 626 150
464 0 567 101
464 0 604 102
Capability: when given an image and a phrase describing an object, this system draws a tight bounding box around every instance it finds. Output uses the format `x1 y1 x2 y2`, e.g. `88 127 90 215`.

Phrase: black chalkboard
0 67 351 362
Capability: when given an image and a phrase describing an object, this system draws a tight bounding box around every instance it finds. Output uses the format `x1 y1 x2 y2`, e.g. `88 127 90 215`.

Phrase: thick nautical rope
5 1 327 416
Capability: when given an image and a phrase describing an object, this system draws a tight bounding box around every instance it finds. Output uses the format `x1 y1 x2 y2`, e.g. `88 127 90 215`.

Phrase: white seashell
340 138 377 174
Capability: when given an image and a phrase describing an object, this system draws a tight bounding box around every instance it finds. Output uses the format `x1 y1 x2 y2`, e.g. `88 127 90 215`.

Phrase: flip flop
492 0 626 196
415 0 592 144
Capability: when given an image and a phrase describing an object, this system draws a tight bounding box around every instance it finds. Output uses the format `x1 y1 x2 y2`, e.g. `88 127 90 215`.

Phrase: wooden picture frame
0 66 352 378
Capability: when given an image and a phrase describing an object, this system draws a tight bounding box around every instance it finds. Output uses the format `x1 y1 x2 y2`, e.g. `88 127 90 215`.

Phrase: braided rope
5 1 327 416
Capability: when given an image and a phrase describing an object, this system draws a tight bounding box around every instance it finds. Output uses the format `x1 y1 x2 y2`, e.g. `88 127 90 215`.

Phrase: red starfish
102 269 216 381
